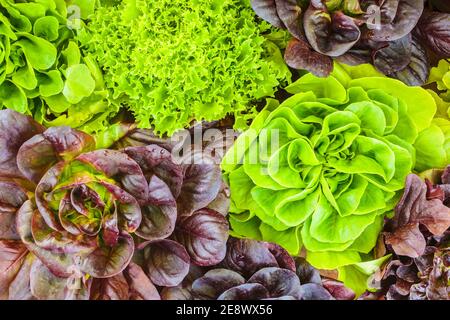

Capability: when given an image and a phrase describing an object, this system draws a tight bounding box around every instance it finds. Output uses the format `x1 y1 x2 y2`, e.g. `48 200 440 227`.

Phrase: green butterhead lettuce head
78 0 291 136
222 63 443 296
0 0 115 133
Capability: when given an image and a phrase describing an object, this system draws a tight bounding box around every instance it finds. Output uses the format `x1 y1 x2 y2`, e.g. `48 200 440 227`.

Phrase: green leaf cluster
77 0 292 136
422 59 450 171
0 0 116 133
222 63 444 295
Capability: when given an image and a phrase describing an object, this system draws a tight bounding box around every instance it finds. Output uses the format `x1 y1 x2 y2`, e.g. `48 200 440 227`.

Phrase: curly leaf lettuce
222 63 442 295
78 0 291 136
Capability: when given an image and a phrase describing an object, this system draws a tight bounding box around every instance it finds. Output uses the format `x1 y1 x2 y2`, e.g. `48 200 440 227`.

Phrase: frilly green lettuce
78 0 291 136
0 0 116 133
221 63 443 296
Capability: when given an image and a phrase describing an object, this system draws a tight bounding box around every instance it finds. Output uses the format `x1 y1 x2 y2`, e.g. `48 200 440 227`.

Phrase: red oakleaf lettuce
384 174 450 258
374 168 450 300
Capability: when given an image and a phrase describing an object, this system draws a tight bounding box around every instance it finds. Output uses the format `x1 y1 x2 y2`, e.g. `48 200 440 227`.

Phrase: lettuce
0 109 228 299
429 59 450 105
377 168 450 300
0 0 117 133
161 238 354 300
221 63 443 295
78 0 292 136
251 0 450 86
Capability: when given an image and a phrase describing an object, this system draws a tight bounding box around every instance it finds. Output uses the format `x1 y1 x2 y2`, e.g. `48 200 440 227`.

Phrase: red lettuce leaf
174 209 229 266
76 150 149 204
142 239 190 287
385 174 450 258
177 156 222 217
124 145 184 199
0 181 28 240
217 283 270 300
387 36 429 86
416 11 450 57
17 127 95 183
123 262 160 300
90 262 160 300
0 239 29 299
275 0 304 40
304 2 361 57
284 38 333 77
191 269 245 299
373 34 412 75
364 0 424 42
90 273 130 300
300 283 334 300
16 200 80 278
222 238 283 278
322 278 356 300
81 233 134 278
0 110 44 179
251 0 285 28
295 257 322 285
30 258 91 300
247 267 303 299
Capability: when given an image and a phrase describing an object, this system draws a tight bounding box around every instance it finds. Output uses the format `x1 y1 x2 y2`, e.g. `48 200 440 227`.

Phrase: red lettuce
0 110 228 300
161 238 355 300
251 0 450 85
368 167 450 300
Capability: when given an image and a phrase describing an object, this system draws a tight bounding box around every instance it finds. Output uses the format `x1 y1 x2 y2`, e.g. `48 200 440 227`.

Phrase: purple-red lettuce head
251 0 450 85
0 110 229 299
161 238 355 300
373 167 450 300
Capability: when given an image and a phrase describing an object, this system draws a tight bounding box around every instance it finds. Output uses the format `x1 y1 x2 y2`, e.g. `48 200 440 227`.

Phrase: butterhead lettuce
221 63 443 295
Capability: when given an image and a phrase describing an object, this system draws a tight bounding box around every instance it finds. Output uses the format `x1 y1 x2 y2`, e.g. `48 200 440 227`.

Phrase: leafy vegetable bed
0 0 449 300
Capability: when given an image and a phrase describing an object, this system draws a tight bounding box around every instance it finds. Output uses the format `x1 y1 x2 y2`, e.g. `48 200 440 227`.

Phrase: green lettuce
429 59 450 104
78 0 291 136
0 0 116 133
221 63 443 295
421 59 450 171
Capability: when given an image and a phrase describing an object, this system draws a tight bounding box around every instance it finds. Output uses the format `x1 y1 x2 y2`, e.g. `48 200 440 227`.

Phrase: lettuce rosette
0 0 114 133
77 0 292 136
222 64 447 295
0 110 228 299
